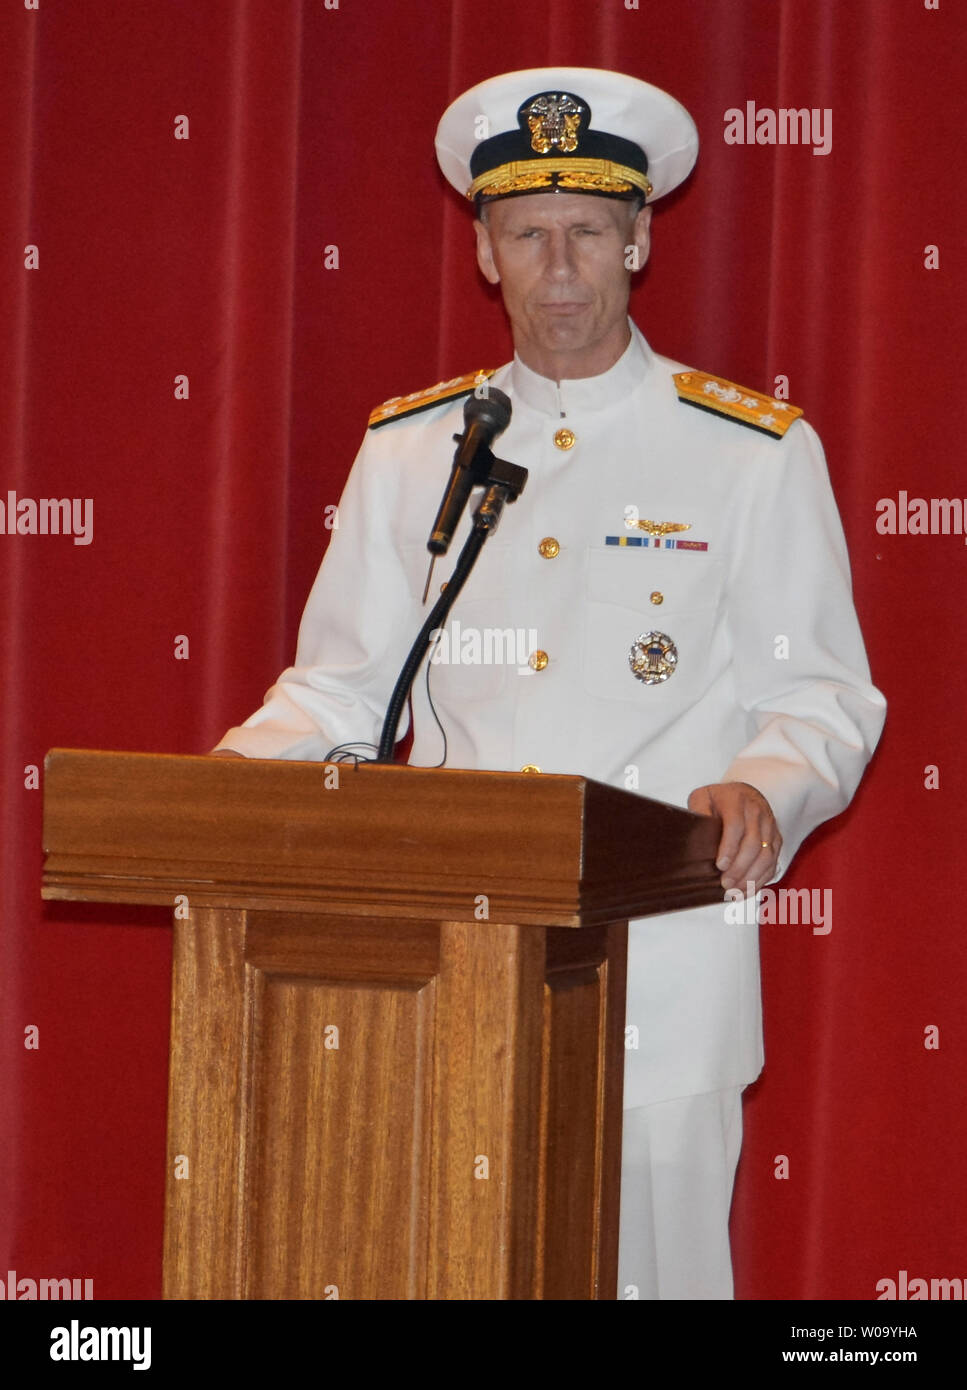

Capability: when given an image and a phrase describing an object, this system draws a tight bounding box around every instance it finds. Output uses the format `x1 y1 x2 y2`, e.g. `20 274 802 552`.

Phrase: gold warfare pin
637 519 691 538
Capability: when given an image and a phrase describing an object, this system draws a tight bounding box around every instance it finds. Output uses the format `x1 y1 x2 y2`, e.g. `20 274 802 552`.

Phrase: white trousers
617 1087 744 1300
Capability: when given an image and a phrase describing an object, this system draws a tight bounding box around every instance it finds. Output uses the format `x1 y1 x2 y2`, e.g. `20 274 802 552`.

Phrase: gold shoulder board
368 369 497 429
673 370 803 439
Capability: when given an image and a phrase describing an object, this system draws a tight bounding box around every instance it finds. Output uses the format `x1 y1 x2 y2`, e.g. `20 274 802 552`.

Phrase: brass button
528 649 549 671
553 427 576 451
650 590 664 605
520 764 542 774
538 537 560 559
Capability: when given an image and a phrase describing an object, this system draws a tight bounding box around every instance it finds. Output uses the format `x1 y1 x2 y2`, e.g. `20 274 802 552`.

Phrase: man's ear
631 203 652 271
474 217 501 285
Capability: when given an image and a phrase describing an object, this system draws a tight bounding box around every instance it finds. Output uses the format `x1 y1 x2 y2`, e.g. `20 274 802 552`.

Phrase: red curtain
1 0 964 1300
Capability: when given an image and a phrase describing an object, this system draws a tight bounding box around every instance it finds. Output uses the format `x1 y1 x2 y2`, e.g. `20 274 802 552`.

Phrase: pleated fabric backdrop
1 0 964 1300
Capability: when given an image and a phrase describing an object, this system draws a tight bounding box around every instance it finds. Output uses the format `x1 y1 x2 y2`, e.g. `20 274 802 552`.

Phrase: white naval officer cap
435 67 698 205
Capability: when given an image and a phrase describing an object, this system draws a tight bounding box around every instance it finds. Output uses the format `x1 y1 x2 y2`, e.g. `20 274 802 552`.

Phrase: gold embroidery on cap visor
468 159 653 201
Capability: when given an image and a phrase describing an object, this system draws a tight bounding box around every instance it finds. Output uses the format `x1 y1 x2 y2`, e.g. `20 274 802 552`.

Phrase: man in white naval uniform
214 69 886 1299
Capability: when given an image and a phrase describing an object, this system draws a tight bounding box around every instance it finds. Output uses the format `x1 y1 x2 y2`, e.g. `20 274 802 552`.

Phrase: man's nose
544 230 577 279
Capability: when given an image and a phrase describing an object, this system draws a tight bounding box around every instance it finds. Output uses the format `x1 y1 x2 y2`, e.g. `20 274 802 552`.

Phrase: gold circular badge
629 631 678 684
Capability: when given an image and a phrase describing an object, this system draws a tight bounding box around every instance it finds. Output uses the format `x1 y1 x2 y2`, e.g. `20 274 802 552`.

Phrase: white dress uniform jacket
218 323 886 1110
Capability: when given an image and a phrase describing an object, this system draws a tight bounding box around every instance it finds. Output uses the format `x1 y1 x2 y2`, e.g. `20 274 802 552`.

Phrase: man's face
474 192 652 379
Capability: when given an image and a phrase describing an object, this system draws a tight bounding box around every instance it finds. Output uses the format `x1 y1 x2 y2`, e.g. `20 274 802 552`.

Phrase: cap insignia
520 92 586 155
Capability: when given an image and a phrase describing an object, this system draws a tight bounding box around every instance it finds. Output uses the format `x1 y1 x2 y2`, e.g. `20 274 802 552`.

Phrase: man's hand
687 782 781 897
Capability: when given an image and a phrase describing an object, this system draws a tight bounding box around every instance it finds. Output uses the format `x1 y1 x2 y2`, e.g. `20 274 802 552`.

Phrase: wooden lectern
42 749 723 1301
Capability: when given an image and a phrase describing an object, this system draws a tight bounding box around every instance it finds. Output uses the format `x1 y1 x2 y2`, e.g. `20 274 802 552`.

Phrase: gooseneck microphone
427 386 513 555
377 385 526 761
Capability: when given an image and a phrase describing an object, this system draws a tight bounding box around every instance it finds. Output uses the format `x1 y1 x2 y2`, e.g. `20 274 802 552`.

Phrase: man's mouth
538 301 591 315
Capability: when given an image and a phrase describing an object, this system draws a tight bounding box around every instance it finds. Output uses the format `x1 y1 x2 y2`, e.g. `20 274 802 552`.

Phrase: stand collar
508 319 654 416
